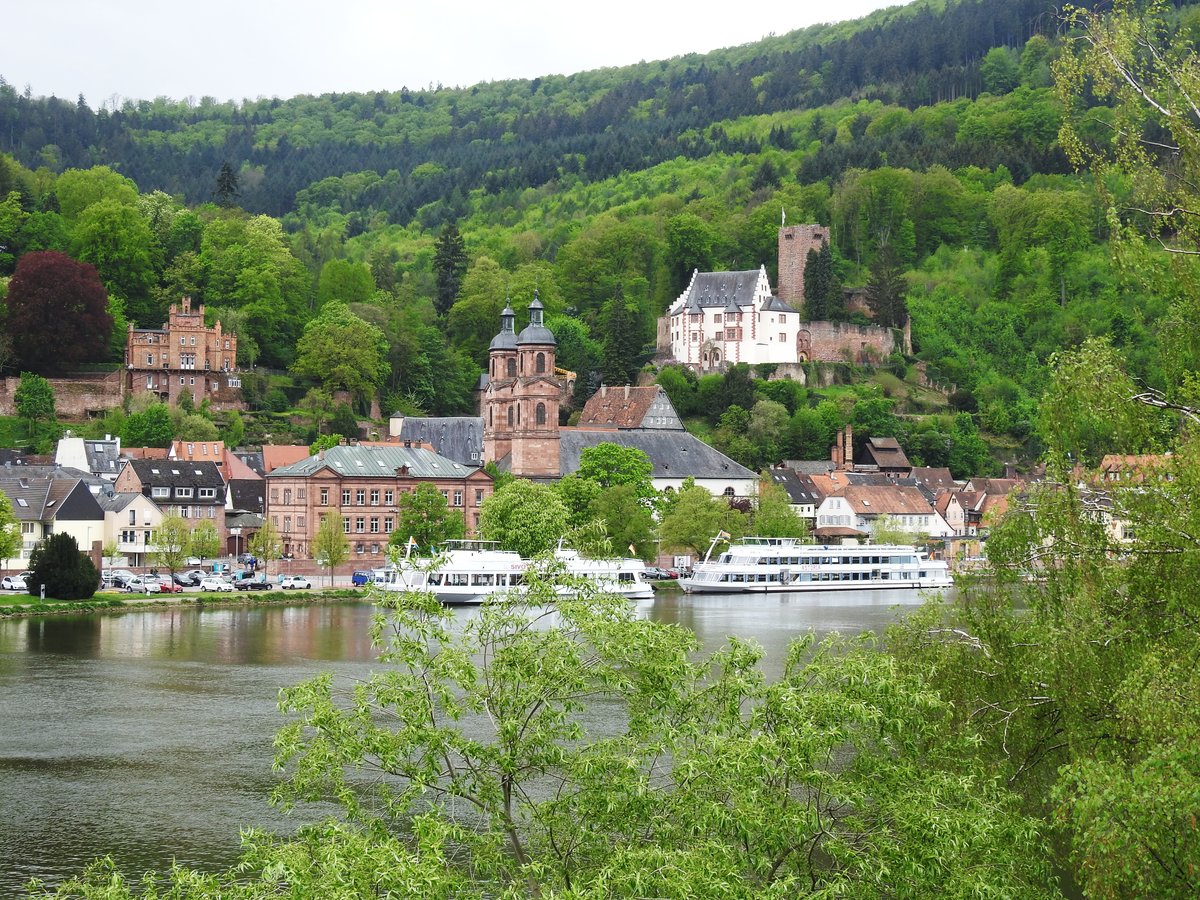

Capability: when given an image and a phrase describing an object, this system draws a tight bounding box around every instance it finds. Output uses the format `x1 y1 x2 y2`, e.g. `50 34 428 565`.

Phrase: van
351 571 373 586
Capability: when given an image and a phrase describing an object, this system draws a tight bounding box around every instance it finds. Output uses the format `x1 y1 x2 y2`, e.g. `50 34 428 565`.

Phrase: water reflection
0 590 945 894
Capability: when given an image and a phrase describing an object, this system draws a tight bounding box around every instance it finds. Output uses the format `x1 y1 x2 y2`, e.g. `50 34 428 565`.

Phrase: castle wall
0 372 124 418
797 322 904 364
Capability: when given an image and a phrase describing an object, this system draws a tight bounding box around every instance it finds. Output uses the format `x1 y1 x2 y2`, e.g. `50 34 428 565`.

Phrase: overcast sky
6 1 903 109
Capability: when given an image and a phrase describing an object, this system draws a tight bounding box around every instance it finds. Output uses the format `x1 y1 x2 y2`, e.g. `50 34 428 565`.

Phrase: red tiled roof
578 386 660 429
261 445 311 473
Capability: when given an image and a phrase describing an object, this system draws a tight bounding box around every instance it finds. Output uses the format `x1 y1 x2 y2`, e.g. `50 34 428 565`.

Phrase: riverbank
0 587 368 619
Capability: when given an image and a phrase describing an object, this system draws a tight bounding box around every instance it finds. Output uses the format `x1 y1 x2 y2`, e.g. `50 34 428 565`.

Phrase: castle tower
777 224 829 311
482 295 562 477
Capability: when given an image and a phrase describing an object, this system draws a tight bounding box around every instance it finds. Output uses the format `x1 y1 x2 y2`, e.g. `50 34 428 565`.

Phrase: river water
0 588 940 896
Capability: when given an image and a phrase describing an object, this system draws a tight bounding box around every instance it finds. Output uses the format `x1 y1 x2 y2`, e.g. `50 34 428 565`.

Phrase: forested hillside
0 0 1198 472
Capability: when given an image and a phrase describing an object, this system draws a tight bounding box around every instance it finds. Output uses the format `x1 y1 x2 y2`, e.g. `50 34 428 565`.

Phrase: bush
28 533 99 600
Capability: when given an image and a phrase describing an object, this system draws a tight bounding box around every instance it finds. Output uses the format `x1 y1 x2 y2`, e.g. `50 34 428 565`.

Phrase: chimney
844 425 854 470
601 385 607 397
831 437 841 469
624 384 630 399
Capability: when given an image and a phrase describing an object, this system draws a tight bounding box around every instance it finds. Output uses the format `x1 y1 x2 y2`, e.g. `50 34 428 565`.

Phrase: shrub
28 533 99 600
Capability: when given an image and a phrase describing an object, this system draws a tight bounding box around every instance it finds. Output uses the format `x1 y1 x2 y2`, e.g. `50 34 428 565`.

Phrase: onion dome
489 303 518 351
516 292 556 346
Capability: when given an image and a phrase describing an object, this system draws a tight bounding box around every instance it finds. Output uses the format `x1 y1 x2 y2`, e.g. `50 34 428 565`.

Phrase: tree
27 532 98 600
751 476 809 540
575 443 655 504
290 301 389 400
600 290 643 386
479 479 569 558
979 46 1019 94
249 519 282 574
14 372 55 438
432 221 467 316
190 521 221 565
5 251 113 373
213 161 240 207
0 490 21 571
70 198 157 325
222 409 245 449
588 484 655 560
389 483 466 552
313 510 350 588
123 402 174 448
865 243 907 328
151 514 192 577
658 482 747 558
316 259 375 309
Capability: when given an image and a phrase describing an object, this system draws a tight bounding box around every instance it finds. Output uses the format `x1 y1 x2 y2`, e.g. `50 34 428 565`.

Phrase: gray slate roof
682 270 762 310
235 452 265 477
267 444 477 480
85 439 123 477
395 417 484 466
126 458 225 489
559 430 756 481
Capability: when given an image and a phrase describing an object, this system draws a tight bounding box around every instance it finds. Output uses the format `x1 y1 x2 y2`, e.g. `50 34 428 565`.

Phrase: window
297 515 305 529
536 352 545 373
207 506 215 518
370 489 380 505
176 487 193 498
355 489 365 505
342 489 351 505
536 403 546 425
297 488 305 501
370 518 379 533
179 376 185 385
190 335 196 345
779 333 786 343
506 358 516 377
283 516 291 533
180 336 186 346
189 377 195 385
151 486 170 498
181 506 192 519
723 487 735 498
198 487 216 499
384 517 393 533
384 490 393 505
715 331 723 341
228 377 240 388
355 517 365 533
271 488 279 502
475 489 484 506
146 354 154 365
283 489 292 505
343 517 351 534
320 488 329 505
507 407 514 426
453 491 463 507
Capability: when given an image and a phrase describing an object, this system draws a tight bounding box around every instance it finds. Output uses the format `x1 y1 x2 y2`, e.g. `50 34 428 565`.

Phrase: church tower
777 224 829 312
482 295 562 477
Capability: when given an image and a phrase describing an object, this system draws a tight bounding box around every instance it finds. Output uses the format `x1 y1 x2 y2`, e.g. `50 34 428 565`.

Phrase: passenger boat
377 539 655 604
678 536 953 594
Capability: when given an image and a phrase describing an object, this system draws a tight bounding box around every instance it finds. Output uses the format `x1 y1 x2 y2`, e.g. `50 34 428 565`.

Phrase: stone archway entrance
796 330 812 362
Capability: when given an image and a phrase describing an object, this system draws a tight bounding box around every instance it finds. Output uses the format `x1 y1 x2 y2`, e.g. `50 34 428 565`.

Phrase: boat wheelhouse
378 540 654 604
678 537 952 594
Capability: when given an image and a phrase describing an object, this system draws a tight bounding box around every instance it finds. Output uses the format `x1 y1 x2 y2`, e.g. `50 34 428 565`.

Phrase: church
392 298 758 499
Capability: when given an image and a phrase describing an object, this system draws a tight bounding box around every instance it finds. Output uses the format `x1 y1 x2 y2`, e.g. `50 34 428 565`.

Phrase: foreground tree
14 371 55 438
750 476 810 539
189 521 221 566
27 533 98 600
248 519 282 574
151 514 192 578
5 251 113 373
0 490 21 571
658 480 747 558
31 582 1056 897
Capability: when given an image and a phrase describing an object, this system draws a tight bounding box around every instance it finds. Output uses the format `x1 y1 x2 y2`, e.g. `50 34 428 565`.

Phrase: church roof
559 429 756 481
516 295 556 346
577 385 685 431
394 417 485 467
489 304 518 351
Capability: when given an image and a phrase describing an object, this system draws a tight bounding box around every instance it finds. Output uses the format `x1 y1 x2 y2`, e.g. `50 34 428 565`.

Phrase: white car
1 575 27 590
199 576 234 592
279 575 313 590
124 576 163 593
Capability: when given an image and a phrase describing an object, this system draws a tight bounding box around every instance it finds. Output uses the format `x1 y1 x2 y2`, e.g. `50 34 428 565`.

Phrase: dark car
234 574 272 590
178 569 205 586
644 567 679 580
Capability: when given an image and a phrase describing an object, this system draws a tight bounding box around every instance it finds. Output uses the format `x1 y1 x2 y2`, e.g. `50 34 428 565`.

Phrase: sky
6 0 903 109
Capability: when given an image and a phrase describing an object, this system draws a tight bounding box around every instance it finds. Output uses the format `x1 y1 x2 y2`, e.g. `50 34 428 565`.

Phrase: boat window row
428 573 526 587
709 570 923 584
719 554 917 566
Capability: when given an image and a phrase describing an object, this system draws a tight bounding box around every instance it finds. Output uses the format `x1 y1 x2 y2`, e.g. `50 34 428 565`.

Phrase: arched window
489 408 493 426
517 404 521 423
507 407 514 426
490 359 494 377
506 358 516 377
536 403 546 425
536 352 545 373
723 487 735 498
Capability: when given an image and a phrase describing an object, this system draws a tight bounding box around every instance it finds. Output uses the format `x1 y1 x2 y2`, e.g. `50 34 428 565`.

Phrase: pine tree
865 244 908 328
433 222 467 316
213 162 240 207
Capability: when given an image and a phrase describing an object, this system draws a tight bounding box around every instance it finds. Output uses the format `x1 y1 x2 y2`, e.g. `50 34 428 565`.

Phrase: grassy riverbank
0 588 368 618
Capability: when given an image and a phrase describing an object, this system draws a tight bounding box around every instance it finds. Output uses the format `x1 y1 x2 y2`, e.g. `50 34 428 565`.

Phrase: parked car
103 569 135 588
237 554 257 568
1 575 27 590
279 575 313 590
351 571 373 586
644 567 679 580
234 574 272 591
178 569 206 586
124 576 162 593
157 579 184 593
199 576 234 592
185 557 203 566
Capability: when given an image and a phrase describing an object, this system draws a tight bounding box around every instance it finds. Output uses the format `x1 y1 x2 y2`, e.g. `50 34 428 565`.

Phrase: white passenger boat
377 540 655 603
678 537 953 594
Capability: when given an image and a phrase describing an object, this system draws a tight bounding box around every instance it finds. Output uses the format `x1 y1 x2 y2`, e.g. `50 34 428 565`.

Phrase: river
0 588 940 896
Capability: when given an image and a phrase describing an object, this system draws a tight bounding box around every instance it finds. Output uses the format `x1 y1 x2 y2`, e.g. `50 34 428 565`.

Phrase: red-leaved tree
6 251 113 373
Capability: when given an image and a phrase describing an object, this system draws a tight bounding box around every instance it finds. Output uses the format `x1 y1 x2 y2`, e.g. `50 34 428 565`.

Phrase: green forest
6 0 1200 896
0 0 1196 472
